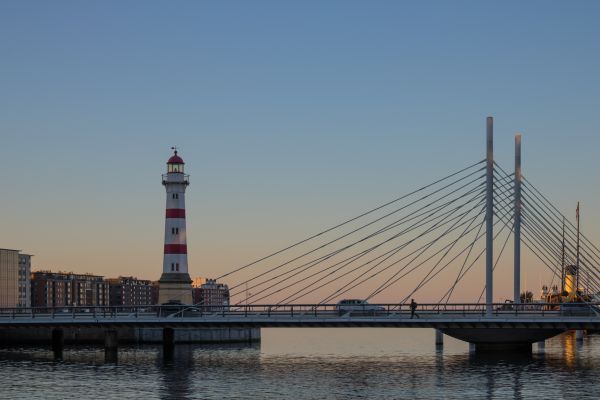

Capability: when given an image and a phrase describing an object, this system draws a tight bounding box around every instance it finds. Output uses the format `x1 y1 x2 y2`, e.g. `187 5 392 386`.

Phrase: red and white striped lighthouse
158 149 193 304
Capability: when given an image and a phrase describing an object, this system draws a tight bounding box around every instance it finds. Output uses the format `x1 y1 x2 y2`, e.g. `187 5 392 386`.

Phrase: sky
1 1 599 303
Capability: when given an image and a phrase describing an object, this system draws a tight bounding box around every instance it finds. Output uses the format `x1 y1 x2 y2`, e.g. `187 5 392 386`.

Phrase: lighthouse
158 149 193 304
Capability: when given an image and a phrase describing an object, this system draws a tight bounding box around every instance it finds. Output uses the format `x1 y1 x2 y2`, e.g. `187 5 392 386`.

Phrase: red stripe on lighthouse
164 244 187 254
166 209 186 218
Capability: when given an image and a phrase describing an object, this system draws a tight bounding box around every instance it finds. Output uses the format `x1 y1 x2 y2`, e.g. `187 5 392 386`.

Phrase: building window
176 263 179 272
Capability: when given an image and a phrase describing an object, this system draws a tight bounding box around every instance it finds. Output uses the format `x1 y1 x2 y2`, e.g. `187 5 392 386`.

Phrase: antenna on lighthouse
171 146 178 154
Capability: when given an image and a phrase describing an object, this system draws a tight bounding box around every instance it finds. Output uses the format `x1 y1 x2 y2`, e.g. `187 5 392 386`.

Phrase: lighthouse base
158 273 193 305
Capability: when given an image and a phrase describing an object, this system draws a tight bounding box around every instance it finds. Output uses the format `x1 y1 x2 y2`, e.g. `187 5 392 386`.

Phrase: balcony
162 173 190 186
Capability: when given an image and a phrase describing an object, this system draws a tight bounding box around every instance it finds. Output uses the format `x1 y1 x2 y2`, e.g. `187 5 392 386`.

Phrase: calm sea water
0 328 598 399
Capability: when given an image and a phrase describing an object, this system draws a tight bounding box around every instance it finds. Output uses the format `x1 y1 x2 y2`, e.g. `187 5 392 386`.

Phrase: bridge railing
0 302 599 320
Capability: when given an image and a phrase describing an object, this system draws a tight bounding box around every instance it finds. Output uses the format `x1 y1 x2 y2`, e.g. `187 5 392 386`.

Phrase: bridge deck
1 310 599 330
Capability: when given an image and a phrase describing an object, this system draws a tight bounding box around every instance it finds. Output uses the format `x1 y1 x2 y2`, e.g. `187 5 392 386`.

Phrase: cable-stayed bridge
212 118 599 314
2 117 600 351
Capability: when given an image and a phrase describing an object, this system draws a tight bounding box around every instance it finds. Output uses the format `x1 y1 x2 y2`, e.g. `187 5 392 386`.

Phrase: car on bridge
336 299 385 316
159 300 203 318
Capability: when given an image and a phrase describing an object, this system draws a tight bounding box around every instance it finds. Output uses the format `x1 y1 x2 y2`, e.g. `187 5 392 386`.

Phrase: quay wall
0 327 261 344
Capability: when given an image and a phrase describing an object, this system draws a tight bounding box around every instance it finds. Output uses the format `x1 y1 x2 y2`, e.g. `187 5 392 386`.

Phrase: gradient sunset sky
1 1 599 302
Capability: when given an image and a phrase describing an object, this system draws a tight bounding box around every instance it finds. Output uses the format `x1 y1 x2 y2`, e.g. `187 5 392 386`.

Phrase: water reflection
0 331 600 399
159 344 194 400
563 330 577 368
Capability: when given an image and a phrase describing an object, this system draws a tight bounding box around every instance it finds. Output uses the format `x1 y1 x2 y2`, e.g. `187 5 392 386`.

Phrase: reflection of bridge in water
3 117 600 352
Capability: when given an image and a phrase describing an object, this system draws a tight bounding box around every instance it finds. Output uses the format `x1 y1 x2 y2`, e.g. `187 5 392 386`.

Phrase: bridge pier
576 329 584 341
162 327 175 357
104 330 118 363
443 328 564 353
104 329 118 350
435 329 444 347
51 328 64 360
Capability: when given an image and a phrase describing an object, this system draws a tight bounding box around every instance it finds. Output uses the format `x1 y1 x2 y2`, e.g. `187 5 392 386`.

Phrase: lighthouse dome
167 151 184 164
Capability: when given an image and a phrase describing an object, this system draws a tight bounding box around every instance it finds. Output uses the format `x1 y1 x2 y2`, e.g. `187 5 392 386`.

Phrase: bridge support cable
359 199 487 301
521 191 600 290
443 218 485 303
398 185 516 305
228 169 487 304
520 210 577 270
441 172 514 303
520 204 567 264
440 167 582 304
523 214 600 291
520 217 575 280
372 173 515 304
253 190 488 305
440 178 515 304
232 181 486 304
226 168 487 299
521 178 600 277
437 200 516 304
315 198 489 305
272 193 487 305
520 193 579 263
216 160 485 282
494 165 600 293
312 210 486 304
439 222 485 303
521 212 600 293
493 191 566 286
399 195 500 304
440 168 536 302
523 177 600 257
518 187 600 293
496 167 565 269
477 219 514 303
229 179 486 302
400 217 495 305
520 199 568 257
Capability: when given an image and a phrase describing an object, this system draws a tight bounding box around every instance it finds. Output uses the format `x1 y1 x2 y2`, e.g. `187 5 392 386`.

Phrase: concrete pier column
435 329 444 347
52 328 64 360
163 328 175 361
104 329 118 351
104 329 118 363
576 330 584 341
163 327 175 346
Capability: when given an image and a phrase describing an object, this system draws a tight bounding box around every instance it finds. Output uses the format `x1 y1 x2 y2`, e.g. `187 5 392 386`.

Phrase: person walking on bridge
410 299 419 319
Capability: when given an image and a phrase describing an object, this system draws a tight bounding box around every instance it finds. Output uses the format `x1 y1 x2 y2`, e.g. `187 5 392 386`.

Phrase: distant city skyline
1 1 599 302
